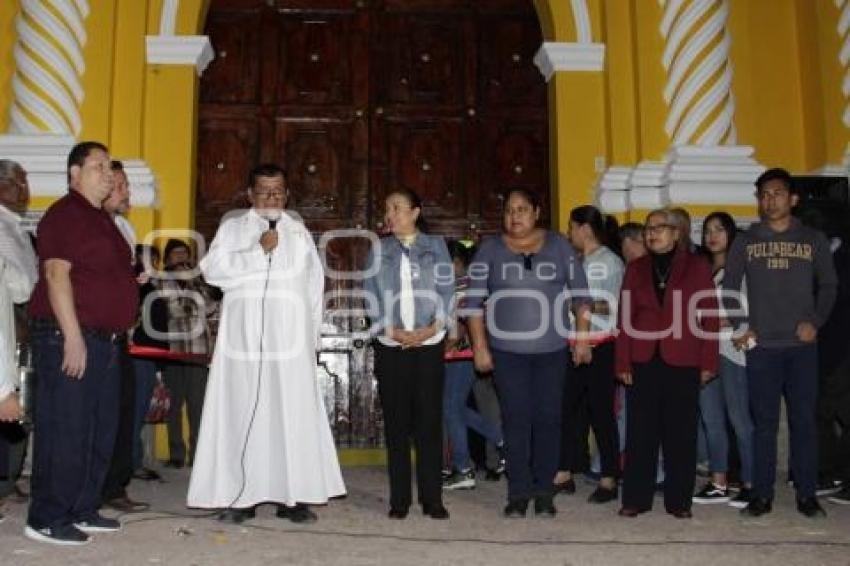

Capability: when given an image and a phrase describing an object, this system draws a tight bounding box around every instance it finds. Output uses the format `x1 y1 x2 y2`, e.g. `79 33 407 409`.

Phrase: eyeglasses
644 224 673 234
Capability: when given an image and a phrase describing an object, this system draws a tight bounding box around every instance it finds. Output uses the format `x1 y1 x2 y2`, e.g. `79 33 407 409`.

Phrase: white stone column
9 0 89 135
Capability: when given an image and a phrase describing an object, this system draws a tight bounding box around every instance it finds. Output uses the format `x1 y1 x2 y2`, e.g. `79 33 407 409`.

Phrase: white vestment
0 205 37 401
187 209 345 508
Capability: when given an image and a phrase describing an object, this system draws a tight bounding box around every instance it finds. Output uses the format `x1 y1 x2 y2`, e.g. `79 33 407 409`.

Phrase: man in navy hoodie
724 168 838 518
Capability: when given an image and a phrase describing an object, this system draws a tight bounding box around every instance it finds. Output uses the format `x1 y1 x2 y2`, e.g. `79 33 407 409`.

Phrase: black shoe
133 468 162 482
442 468 476 490
667 508 692 519
388 507 409 519
797 497 827 518
276 503 318 523
25 524 90 546
741 497 772 517
104 495 150 513
728 487 754 509
483 469 502 481
553 478 576 495
618 507 648 517
828 486 850 505
816 479 843 496
163 459 184 469
534 495 556 518
692 482 730 504
217 507 255 524
587 485 618 504
73 513 122 533
422 503 449 520
503 499 529 518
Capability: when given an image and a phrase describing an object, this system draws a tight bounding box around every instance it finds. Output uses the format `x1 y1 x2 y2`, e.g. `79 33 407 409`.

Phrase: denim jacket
363 234 454 334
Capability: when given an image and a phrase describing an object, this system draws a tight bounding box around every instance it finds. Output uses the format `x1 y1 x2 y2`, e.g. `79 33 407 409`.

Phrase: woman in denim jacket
364 189 454 520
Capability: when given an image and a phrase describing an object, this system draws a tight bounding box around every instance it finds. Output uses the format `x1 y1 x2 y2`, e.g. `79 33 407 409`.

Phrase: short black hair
619 222 644 242
248 163 286 189
110 160 124 171
502 188 542 211
67 141 108 184
755 167 797 195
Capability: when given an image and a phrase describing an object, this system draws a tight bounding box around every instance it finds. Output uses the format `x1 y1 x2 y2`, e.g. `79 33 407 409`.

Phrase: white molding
146 36 215 76
570 0 593 44
812 164 850 177
159 0 180 36
0 135 157 206
533 42 605 81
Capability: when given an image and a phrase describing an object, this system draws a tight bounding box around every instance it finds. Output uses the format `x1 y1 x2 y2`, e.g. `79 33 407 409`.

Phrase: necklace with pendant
654 263 672 289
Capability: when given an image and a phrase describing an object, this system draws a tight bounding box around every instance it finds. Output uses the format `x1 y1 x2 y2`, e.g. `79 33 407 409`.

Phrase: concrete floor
1 466 848 566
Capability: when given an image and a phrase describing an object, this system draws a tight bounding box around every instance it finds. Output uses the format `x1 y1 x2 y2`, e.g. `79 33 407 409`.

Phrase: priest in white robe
187 164 345 524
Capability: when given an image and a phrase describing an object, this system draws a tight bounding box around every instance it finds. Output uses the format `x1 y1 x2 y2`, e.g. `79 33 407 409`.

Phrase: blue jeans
699 375 729 474
443 361 502 471
28 326 121 529
720 357 754 485
747 344 818 500
491 348 567 501
132 359 158 470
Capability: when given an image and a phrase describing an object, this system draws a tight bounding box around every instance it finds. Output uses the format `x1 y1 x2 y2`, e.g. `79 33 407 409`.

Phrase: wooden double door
196 0 549 447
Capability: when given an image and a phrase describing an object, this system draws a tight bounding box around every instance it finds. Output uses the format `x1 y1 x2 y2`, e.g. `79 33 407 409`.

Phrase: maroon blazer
615 250 719 375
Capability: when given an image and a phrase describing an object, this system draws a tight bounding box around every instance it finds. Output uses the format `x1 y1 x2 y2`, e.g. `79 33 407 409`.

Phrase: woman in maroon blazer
616 208 719 518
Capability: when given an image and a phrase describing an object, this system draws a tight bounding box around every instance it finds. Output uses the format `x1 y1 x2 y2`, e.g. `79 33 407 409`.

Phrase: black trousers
163 362 208 465
560 342 619 478
375 341 445 511
622 355 700 512
817 356 850 483
0 422 27 498
102 340 136 500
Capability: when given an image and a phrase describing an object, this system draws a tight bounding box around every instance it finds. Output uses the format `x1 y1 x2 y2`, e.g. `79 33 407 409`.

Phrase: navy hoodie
723 217 838 348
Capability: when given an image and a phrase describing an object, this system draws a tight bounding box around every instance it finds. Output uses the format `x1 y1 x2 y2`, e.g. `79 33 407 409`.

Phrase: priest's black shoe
276 503 318 523
217 507 255 524
553 478 576 495
534 495 557 518
388 507 409 519
422 503 449 520
740 497 772 517
503 498 529 518
797 497 827 518
587 485 618 504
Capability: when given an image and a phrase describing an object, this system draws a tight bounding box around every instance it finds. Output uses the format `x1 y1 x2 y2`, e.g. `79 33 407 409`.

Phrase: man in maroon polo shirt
24 142 138 546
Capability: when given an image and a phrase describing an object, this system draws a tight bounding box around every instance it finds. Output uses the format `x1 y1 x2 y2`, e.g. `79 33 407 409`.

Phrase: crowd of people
0 140 848 547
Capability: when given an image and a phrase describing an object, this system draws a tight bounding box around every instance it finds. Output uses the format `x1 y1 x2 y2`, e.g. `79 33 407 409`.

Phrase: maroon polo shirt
29 189 138 332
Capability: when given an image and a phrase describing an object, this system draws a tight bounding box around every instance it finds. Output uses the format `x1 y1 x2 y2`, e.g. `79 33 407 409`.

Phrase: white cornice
533 42 605 81
146 35 214 76
0 134 157 206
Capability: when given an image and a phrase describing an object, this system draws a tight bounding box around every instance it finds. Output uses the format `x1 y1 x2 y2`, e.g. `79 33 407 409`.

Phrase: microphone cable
221 218 277 514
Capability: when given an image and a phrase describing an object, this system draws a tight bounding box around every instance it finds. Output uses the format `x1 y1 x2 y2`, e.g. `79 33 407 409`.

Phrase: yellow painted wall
602 0 640 165
0 0 18 132
78 1 117 143
815 0 848 165
633 0 670 161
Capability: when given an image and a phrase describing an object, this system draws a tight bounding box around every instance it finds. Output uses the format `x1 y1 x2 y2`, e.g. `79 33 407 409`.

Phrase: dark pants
27 326 120 529
0 422 27 498
163 362 208 465
747 344 819 500
491 348 567 502
375 341 445 511
622 356 700 513
102 339 136 500
817 356 850 483
132 359 158 470
560 342 619 478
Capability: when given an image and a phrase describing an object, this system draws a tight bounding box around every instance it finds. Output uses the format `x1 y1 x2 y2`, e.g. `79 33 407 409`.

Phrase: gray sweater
722 218 837 348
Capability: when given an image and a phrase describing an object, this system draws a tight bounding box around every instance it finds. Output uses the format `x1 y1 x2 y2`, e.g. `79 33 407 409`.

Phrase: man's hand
260 230 279 253
617 372 633 386
473 343 494 373
796 321 817 343
571 342 592 366
0 393 22 422
700 370 715 385
63 334 87 379
136 272 151 285
732 329 757 351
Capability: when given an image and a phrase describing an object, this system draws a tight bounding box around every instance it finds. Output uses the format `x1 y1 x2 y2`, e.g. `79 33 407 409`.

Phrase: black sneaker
740 497 772 517
24 524 91 546
693 482 730 504
728 487 753 509
587 485 618 504
797 497 827 518
828 486 850 505
74 513 121 533
816 479 843 497
276 503 318 523
503 498 529 518
534 495 556 518
442 468 476 490
217 507 256 524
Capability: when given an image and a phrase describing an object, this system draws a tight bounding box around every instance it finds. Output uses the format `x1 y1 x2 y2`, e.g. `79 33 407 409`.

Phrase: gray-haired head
646 207 682 228
0 159 24 184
